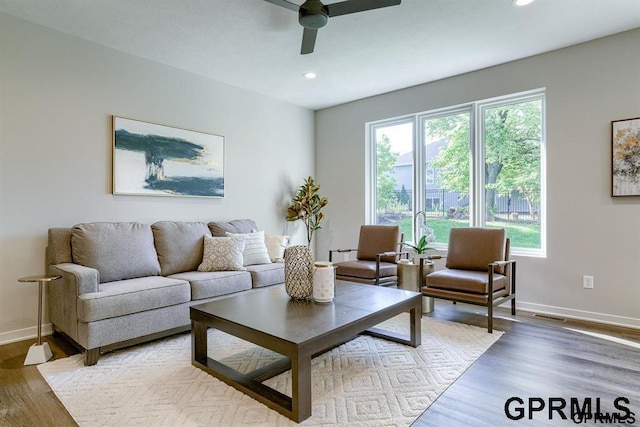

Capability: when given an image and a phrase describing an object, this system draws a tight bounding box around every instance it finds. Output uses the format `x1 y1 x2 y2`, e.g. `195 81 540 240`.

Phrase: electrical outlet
583 275 594 289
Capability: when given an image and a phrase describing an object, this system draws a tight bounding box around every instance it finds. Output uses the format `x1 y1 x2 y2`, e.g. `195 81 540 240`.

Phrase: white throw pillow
264 234 290 262
198 235 246 272
226 230 272 266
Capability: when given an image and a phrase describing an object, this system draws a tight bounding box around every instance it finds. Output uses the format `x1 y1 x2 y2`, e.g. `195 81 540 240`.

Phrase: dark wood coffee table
190 281 421 423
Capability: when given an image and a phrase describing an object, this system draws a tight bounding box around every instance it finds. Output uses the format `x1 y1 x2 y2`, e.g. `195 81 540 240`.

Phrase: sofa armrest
46 263 99 347
50 263 100 295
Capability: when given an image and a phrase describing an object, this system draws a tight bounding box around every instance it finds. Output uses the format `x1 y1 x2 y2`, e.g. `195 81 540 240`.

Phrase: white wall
315 29 640 329
0 14 314 343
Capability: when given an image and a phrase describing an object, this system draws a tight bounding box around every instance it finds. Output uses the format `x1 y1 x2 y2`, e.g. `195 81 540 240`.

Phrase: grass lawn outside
396 217 540 249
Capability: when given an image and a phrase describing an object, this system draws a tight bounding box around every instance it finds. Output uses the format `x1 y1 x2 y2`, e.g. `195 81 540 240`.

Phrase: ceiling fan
264 0 402 54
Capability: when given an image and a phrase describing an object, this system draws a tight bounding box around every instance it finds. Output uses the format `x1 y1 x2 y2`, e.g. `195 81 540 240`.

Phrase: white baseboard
515 301 640 330
0 323 53 346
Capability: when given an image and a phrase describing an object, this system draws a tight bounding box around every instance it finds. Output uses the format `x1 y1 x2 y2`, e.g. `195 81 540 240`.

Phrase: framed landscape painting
612 117 640 197
113 116 225 198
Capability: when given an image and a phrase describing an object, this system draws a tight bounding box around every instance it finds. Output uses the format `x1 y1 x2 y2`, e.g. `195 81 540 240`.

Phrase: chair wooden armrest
328 248 357 262
488 259 516 276
372 251 411 286
490 259 515 267
416 256 445 287
377 250 410 258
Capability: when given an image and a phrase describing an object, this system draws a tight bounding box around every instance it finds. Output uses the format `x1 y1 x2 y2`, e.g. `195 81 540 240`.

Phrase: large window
369 90 545 256
371 119 415 240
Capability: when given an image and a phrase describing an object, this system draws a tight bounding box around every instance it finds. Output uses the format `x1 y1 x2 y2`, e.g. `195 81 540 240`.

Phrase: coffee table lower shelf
192 335 295 415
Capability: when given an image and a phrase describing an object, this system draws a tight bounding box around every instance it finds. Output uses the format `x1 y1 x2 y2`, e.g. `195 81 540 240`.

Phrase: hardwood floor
1 304 638 426
0 335 77 426
415 304 640 426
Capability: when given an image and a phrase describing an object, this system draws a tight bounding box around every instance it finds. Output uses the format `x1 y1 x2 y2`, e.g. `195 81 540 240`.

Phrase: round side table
18 275 60 365
397 261 434 314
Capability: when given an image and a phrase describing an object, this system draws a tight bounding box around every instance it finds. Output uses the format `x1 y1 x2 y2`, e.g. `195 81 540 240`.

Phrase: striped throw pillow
226 230 272 266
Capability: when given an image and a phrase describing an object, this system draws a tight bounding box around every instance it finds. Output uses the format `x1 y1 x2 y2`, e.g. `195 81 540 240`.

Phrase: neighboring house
393 151 413 192
392 138 464 215
393 137 447 192
392 137 535 218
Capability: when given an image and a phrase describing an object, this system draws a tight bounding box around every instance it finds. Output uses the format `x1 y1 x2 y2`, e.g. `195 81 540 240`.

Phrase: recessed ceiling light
512 0 534 6
303 72 317 80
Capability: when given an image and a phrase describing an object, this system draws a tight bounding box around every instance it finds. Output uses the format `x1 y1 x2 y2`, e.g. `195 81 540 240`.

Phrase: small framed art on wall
611 117 640 197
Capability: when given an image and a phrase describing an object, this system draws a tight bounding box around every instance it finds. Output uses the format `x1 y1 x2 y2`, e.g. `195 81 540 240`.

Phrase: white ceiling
1 0 639 110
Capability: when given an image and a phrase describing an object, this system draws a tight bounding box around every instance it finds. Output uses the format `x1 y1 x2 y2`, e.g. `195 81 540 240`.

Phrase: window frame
367 88 546 257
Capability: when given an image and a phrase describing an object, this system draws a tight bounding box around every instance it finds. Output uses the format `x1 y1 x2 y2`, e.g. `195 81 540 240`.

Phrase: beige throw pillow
198 235 246 272
226 230 272 266
265 234 290 263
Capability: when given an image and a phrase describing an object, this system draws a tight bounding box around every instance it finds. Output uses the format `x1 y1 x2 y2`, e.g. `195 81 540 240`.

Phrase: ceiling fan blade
327 0 401 17
301 28 318 55
263 0 299 12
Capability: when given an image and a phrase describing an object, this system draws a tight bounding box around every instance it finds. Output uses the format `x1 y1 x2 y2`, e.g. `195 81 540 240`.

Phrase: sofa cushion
77 276 190 322
264 234 289 262
71 222 161 283
245 263 285 288
226 230 271 266
48 228 73 265
198 235 246 272
152 221 211 275
169 271 252 300
208 219 258 237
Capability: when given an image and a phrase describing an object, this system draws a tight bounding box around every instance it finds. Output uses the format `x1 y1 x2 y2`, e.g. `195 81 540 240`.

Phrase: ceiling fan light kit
299 2 329 29
264 0 402 54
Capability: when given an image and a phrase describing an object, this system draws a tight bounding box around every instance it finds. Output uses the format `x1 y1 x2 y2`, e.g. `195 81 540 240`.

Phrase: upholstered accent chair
329 225 407 286
422 227 516 332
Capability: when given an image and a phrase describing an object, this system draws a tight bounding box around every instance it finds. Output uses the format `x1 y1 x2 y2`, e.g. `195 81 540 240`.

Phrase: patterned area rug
39 315 502 426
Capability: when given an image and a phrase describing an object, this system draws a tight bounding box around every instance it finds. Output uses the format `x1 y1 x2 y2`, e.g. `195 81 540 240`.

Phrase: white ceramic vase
312 261 335 303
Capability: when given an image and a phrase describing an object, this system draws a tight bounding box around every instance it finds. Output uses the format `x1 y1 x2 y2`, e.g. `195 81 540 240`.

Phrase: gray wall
316 29 640 328
0 14 314 343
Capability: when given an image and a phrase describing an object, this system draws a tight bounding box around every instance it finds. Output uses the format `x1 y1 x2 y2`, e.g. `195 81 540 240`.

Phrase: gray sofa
46 219 285 365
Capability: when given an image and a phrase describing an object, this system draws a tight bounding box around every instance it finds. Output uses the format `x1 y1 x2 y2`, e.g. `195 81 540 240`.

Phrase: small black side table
18 275 60 365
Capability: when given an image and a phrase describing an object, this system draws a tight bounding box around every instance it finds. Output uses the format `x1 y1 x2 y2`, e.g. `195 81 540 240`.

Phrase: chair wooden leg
511 298 516 315
487 302 493 333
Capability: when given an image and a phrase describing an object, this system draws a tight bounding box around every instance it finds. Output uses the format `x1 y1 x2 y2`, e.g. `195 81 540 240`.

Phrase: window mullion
414 116 425 241
471 103 484 227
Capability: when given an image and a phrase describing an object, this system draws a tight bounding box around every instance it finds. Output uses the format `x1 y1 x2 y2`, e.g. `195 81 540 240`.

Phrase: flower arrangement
400 211 436 255
286 176 328 246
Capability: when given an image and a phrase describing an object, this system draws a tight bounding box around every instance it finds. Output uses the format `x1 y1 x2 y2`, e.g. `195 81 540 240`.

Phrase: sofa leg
84 348 100 366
